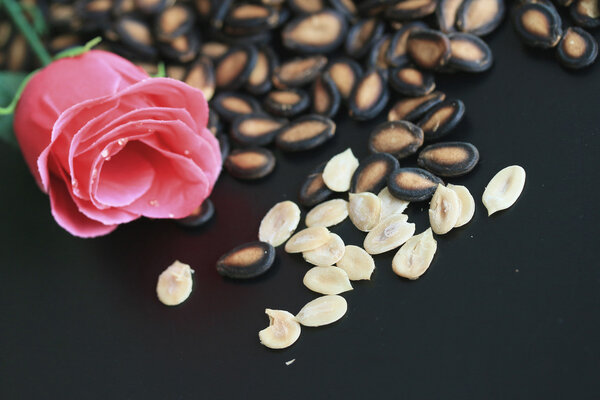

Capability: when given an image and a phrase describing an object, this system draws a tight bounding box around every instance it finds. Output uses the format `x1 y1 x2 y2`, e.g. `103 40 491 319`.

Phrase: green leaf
0 71 29 146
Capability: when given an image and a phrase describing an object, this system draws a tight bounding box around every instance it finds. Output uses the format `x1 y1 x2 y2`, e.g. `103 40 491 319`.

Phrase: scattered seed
417 141 480 177
183 56 215 101
447 32 493 72
298 163 334 207
389 67 436 97
366 34 392 69
305 199 349 228
456 0 506 36
288 0 325 14
570 0 600 29
326 58 363 101
230 113 287 147
330 0 358 20
295 295 348 327
363 214 416 254
217 133 230 163
156 260 194 306
200 41 230 60
156 4 195 42
556 27 598 69
387 91 446 123
336 245 376 280
429 184 461 234
275 114 336 151
368 120 424 160
512 2 563 48
263 88 310 117
259 200 301 247
323 148 360 192
311 72 341 118
482 165 526 216
211 91 262 122
273 55 328 88
113 16 157 59
216 241 276 279
385 0 437 20
176 199 215 228
407 29 452 70
437 0 465 33
378 187 410 218
245 45 278 95
285 226 331 253
417 99 466 141
392 228 437 280
282 10 347 54
303 266 353 295
302 233 346 266
350 153 400 194
387 167 444 201
348 68 389 121
225 147 276 179
348 192 382 232
224 3 277 33
259 309 301 349
215 45 258 90
447 184 476 227
345 17 385 58
386 22 428 67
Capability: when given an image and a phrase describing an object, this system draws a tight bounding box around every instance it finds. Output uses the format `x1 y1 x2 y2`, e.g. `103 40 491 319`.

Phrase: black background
1 16 600 400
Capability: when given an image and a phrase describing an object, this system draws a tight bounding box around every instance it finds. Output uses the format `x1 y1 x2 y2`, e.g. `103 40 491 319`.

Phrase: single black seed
325 58 363 101
348 68 389 121
417 99 466 141
224 3 278 34
387 167 444 201
417 141 480 177
369 120 424 159
345 17 385 58
512 2 563 48
350 153 400 194
357 0 397 16
389 66 436 97
225 147 276 179
386 22 428 68
230 114 288 147
183 56 215 101
456 0 506 36
245 45 278 95
282 10 347 54
385 0 437 20
199 41 230 60
275 114 336 152
329 0 359 20
366 34 392 70
111 15 158 60
158 30 200 63
298 162 333 207
176 199 215 228
272 55 328 88
436 0 465 33
556 26 598 69
135 0 171 15
570 0 600 29
263 88 310 117
311 72 341 118
216 241 276 279
208 109 221 136
388 91 446 122
407 29 452 70
447 32 493 72
214 45 258 90
155 4 195 42
211 92 262 122
287 0 326 14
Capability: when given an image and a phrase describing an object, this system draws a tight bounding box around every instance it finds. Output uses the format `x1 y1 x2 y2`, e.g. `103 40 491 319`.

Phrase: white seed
305 199 348 228
392 228 437 280
303 266 353 295
302 233 346 266
258 309 301 349
259 200 301 247
447 184 475 227
348 192 382 232
156 260 194 306
284 226 331 253
336 245 375 280
429 184 461 235
363 214 415 255
482 165 526 216
322 148 360 192
378 187 409 218
295 295 348 327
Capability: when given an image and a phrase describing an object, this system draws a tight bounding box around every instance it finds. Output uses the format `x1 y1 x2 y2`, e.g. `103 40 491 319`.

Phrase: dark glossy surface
1 21 600 399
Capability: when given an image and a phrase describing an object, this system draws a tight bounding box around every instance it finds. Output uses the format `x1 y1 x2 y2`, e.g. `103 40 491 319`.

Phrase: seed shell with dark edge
368 120 424 159
211 91 262 122
176 199 215 228
275 114 336 152
348 68 389 121
350 153 400 194
386 22 428 68
447 32 493 72
263 88 310 117
512 2 563 48
417 141 480 177
208 109 221 136
245 45 278 95
326 58 363 101
389 66 436 97
112 16 158 59
282 10 347 54
299 162 334 207
217 133 230 163
155 4 195 42
272 55 328 88
158 30 200 64
225 147 276 179
407 29 452 70
214 45 258 90
456 0 506 36
388 91 446 122
417 99 465 141
366 34 392 70
216 241 276 279
570 0 600 29
287 0 326 15
387 167 444 201
183 56 215 101
436 0 465 33
224 3 278 33
230 114 288 147
311 72 341 118
384 0 437 20
136 0 171 15
329 0 359 20
556 27 598 69
345 17 386 59
199 41 230 60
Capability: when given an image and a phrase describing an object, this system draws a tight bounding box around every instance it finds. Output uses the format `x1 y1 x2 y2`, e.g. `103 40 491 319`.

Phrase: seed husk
407 29 452 70
176 198 215 228
158 30 200 63
378 187 410 218
389 66 436 96
386 22 428 67
225 147 276 179
303 233 346 266
215 45 258 90
156 260 194 306
429 184 461 234
385 0 438 20
245 45 278 95
263 88 310 117
200 41 230 60
211 91 262 122
323 148 360 192
305 199 349 228
326 58 363 101
388 91 446 122
295 295 348 327
556 27 598 69
183 56 215 100
392 228 437 280
345 17 386 58
447 184 475 227
299 163 334 207
417 141 480 177
259 200 301 247
156 4 195 42
348 192 382 232
482 165 526 216
456 0 506 36
330 0 359 20
287 0 326 14
272 55 328 88
166 64 187 81
224 3 278 33
217 133 230 163
387 167 444 201
437 0 465 33
336 245 375 280
311 72 341 118
303 266 353 295
348 68 389 121
112 16 157 59
216 241 276 279
366 34 392 69
259 309 301 349
136 0 170 15
447 32 493 72
230 113 287 147
282 10 347 54
363 213 416 254
350 153 400 194
275 114 336 151
368 120 424 159
570 0 600 29
285 226 331 253
512 2 562 48
417 99 466 141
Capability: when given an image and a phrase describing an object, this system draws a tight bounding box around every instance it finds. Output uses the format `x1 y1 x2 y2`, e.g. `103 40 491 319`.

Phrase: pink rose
14 50 221 237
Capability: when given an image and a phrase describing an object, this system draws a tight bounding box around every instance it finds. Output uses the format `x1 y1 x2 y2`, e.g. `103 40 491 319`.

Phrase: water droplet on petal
184 150 190 156
168 213 174 218
149 200 159 207
101 149 109 158
105 156 111 161
117 138 128 146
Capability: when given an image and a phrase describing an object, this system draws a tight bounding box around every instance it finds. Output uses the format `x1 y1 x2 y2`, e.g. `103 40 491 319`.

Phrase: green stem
0 70 37 115
2 0 52 66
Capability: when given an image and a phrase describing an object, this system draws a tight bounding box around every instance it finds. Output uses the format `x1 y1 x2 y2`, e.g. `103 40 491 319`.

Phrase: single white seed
302 233 346 266
429 184 461 235
258 309 301 349
259 201 301 247
348 192 382 232
322 148 360 192
447 184 475 227
284 226 331 253
295 295 348 327
303 266 353 295
156 260 194 306
392 228 437 280
378 187 409 218
336 245 375 280
482 165 526 216
363 214 415 254
305 199 348 228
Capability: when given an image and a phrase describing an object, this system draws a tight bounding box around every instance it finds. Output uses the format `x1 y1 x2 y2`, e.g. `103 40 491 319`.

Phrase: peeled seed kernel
285 227 331 253
295 295 348 327
322 148 360 192
336 245 375 280
305 199 348 228
378 187 409 219
447 184 475 227
303 233 346 266
259 201 301 247
429 184 461 234
303 266 353 295
156 260 194 306
392 228 437 280
364 214 415 254
259 309 302 349
482 165 526 216
348 192 382 232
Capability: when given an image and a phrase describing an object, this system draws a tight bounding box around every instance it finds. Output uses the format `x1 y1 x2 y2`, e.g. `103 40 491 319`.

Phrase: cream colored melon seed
429 184 461 235
447 184 475 227
258 309 301 349
285 226 331 253
336 245 375 280
259 200 301 246
363 214 415 254
305 199 348 228
482 165 526 216
378 187 409 218
295 295 348 327
392 228 437 280
156 260 194 306
303 266 353 295
348 192 382 232
322 148 360 192
303 233 346 266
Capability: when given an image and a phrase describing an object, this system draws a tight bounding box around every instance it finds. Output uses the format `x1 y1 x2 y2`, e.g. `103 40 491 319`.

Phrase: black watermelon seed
245 45 278 95
224 3 278 34
216 241 275 279
214 45 258 90
225 147 276 179
348 68 389 121
368 120 424 159
447 32 493 72
350 153 400 194
512 2 562 48
155 4 195 42
417 141 480 177
326 58 364 101
112 16 158 60
311 72 341 118
407 29 452 70
208 109 221 136
199 41 230 60
230 114 288 147
217 133 230 163
329 0 359 20
456 0 506 36
298 162 333 207
158 30 200 63
275 114 336 152
345 17 385 58
556 27 598 69
272 55 328 88
417 99 465 141
287 0 326 14
211 91 262 122
282 10 347 54
387 91 446 122
183 56 215 101
436 0 464 33
386 22 428 68
176 199 215 228
263 88 310 117
366 34 392 70
387 167 444 201
385 0 437 20
570 0 600 29
389 66 436 97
